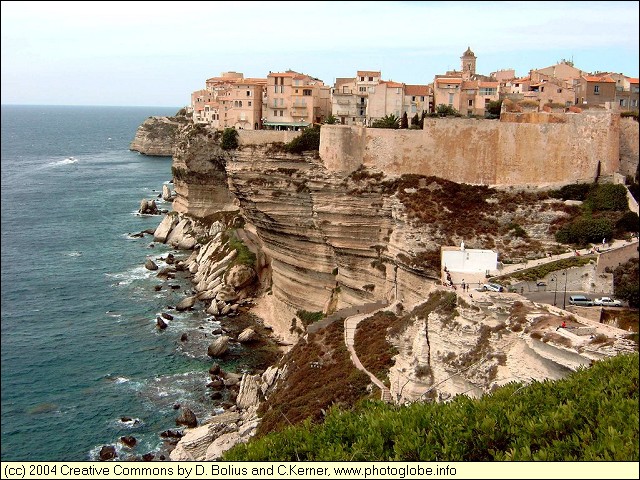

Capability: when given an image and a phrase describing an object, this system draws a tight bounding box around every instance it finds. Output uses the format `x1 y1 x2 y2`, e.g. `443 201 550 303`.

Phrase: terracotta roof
268 71 299 78
461 81 477 89
243 78 267 85
357 70 381 77
380 80 404 88
479 81 498 87
584 75 615 83
628 78 639 84
405 84 429 95
334 77 353 87
435 78 462 84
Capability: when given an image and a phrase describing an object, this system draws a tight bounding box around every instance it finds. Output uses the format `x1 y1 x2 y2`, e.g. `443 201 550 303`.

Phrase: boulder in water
144 259 158 271
207 336 230 357
175 407 197 428
99 445 117 461
120 435 137 448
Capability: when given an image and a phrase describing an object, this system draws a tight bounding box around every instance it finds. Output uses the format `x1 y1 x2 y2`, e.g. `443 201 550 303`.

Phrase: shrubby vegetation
553 183 636 246
284 125 320 153
296 310 324 326
371 114 400 129
221 127 239 150
614 258 639 308
253 321 370 437
223 353 639 461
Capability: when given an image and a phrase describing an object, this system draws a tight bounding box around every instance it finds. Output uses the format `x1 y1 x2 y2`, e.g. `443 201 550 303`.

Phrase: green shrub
224 353 639 461
615 211 640 234
584 184 629 211
555 217 613 246
228 235 256 267
435 104 460 116
550 183 591 201
284 125 320 153
221 127 239 150
371 114 400 129
296 310 324 326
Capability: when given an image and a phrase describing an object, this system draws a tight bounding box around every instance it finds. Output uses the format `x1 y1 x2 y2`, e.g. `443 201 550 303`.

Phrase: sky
1 1 638 108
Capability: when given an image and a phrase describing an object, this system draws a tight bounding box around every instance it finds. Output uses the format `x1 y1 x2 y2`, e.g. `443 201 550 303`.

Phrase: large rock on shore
207 336 230 357
225 265 256 289
176 295 197 311
169 411 241 461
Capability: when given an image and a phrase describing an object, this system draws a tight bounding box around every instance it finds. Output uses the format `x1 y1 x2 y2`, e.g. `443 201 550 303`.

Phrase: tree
486 100 503 118
324 114 337 125
411 113 420 127
221 128 239 150
401 112 409 129
435 104 460 117
371 114 400 129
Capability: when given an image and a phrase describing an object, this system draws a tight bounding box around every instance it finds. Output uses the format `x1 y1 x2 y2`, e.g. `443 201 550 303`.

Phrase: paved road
522 290 627 308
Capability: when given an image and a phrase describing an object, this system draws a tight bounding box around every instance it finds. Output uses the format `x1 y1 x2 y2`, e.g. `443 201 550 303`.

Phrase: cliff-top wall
320 111 626 187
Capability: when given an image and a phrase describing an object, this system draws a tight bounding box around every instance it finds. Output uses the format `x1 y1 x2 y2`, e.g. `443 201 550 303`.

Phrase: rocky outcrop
129 114 188 156
170 366 285 461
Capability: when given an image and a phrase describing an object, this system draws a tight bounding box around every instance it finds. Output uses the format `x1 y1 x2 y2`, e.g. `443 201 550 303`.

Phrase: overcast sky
1 1 638 108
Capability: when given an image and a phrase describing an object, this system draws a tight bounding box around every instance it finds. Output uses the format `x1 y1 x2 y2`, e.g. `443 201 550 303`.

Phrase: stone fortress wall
319 111 638 187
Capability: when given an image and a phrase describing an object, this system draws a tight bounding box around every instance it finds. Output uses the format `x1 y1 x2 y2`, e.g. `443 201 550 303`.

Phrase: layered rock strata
129 114 188 156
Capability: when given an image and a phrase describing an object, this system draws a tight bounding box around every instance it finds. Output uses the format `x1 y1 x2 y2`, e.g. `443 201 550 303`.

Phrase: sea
0 105 242 461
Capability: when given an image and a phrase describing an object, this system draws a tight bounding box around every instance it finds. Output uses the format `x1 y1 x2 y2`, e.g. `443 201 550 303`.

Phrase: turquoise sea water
0 105 227 461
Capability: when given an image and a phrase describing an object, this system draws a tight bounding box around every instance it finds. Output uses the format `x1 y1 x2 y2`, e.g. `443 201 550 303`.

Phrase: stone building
263 70 331 130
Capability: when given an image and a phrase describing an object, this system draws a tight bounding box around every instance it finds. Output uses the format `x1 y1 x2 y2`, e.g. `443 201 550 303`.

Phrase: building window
359 86 366 92
420 96 424 101
368 76 373 81
594 85 600 94
280 85 284 93
279 110 283 117
274 85 278 93
396 88 401 94
632 99 638 107
412 96 416 101
360 76 364 81
303 89 312 96
359 109 364 116
248 101 252 106
448 93 454 105
247 91 251 96
620 99 626 107
468 99 473 107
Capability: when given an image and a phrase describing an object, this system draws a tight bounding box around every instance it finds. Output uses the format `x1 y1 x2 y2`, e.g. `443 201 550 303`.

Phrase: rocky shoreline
143 198 288 461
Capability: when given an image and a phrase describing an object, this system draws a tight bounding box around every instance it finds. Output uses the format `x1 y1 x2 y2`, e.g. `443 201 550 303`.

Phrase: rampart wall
237 130 300 146
619 117 639 179
319 112 625 187
596 240 640 275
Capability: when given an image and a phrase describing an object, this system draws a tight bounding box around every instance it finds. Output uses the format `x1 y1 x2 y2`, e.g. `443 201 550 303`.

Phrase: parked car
482 283 504 292
594 297 622 307
536 281 547 287
568 295 594 307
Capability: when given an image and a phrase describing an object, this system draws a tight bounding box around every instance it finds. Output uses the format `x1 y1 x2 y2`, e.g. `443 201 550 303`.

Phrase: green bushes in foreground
223 353 638 461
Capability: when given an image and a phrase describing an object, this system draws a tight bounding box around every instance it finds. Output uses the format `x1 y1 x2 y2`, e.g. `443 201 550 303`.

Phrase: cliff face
169 126 579 329
129 115 189 156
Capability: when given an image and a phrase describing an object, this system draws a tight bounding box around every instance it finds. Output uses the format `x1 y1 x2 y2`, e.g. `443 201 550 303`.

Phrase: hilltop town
188 47 639 130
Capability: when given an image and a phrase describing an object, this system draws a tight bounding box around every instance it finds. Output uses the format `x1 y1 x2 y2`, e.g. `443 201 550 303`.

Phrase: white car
594 297 622 307
482 283 504 292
